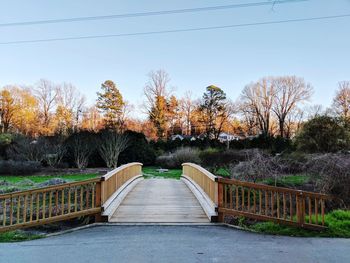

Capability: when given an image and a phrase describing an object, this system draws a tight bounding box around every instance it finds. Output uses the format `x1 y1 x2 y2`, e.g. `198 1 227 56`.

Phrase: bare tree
180 91 196 135
143 70 172 139
34 79 58 133
333 81 350 119
240 78 275 136
70 134 94 169
56 82 86 133
272 76 313 137
99 131 129 168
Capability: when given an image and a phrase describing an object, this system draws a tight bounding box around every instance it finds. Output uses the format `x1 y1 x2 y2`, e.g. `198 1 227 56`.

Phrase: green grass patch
0 231 43 242
250 210 350 237
263 174 310 187
215 168 230 177
143 167 182 179
0 173 99 184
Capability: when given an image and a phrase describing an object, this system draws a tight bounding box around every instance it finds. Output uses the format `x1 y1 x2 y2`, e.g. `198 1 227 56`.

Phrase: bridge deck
109 178 209 223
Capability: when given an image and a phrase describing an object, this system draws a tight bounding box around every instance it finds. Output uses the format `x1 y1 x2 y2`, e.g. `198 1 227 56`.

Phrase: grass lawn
143 167 182 179
0 173 99 184
263 174 310 187
249 210 350 238
0 173 100 193
0 231 43 243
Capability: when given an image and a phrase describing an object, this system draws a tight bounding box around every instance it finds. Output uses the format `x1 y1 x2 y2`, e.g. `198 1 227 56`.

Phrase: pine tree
96 80 124 130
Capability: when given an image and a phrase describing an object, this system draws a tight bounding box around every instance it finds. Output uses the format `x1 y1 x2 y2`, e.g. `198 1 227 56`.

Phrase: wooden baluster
235 186 239 209
253 190 256 213
2 199 6 226
86 186 90 209
265 191 268 216
283 193 286 220
61 190 65 215
229 185 233 209
271 191 274 217
224 184 227 208
42 193 46 219
241 187 245 210
74 188 78 212
218 183 224 222
91 184 95 208
321 199 325 226
276 193 280 219
296 195 299 223
10 197 13 225
68 188 71 213
259 190 262 214
308 197 312 224
55 190 59 216
29 194 33 222
18 196 21 223
289 193 293 221
49 192 52 218
80 186 84 211
36 194 40 221
23 195 27 223
247 189 251 212
315 198 318 224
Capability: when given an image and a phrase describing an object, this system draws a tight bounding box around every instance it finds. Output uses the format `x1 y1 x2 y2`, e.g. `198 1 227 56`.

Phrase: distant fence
0 178 101 233
218 178 333 230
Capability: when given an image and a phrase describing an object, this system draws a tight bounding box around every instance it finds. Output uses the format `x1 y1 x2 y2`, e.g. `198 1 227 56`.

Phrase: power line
1 13 349 45
0 0 307 27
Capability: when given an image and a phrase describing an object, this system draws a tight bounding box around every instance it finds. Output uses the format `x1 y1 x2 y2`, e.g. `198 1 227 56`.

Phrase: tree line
1 70 349 141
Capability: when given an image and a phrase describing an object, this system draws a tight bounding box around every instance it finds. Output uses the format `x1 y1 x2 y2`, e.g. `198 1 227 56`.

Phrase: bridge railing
218 178 333 230
100 162 143 205
0 178 101 233
182 163 218 207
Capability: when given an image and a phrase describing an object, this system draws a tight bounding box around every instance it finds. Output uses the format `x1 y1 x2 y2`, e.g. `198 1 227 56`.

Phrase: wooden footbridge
0 163 332 232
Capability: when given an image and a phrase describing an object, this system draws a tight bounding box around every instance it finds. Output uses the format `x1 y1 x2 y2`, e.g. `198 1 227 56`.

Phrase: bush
0 160 42 175
294 116 350 153
119 131 156 166
156 147 200 169
305 154 350 208
199 149 247 172
231 149 284 183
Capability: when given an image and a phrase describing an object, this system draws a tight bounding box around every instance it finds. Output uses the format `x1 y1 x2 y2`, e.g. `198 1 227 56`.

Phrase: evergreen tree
96 80 124 130
199 85 227 139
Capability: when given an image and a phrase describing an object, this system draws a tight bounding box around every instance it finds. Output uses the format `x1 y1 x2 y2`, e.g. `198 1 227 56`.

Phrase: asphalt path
0 225 349 263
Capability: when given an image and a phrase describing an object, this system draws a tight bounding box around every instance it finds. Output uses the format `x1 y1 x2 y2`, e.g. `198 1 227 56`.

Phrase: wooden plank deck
109 179 209 223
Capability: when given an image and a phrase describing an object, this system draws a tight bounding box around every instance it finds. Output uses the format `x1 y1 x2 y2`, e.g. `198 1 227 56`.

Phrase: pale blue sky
0 0 349 118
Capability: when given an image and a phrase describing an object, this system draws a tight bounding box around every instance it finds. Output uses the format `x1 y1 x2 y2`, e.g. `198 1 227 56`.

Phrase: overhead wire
0 0 308 27
0 13 349 45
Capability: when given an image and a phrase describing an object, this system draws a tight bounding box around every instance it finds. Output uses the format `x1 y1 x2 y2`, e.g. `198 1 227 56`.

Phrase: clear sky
0 0 349 118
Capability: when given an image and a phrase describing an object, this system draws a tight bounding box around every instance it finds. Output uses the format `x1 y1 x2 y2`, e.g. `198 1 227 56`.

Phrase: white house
218 132 240 143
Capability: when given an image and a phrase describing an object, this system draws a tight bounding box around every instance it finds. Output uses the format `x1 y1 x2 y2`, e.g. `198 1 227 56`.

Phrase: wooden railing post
218 182 224 222
94 181 102 222
297 192 305 227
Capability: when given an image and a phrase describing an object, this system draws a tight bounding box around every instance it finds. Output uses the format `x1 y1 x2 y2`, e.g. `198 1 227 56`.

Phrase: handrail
218 177 333 230
0 178 101 233
182 163 218 206
100 162 143 205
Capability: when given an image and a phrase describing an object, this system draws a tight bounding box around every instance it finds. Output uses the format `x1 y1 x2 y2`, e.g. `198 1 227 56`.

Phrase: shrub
119 131 156 166
156 147 200 169
305 154 350 208
0 160 42 175
294 115 350 153
199 149 246 172
66 132 95 169
231 149 284 183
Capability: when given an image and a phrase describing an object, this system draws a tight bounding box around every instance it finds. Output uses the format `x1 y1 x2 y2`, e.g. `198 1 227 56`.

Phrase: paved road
0 225 349 263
